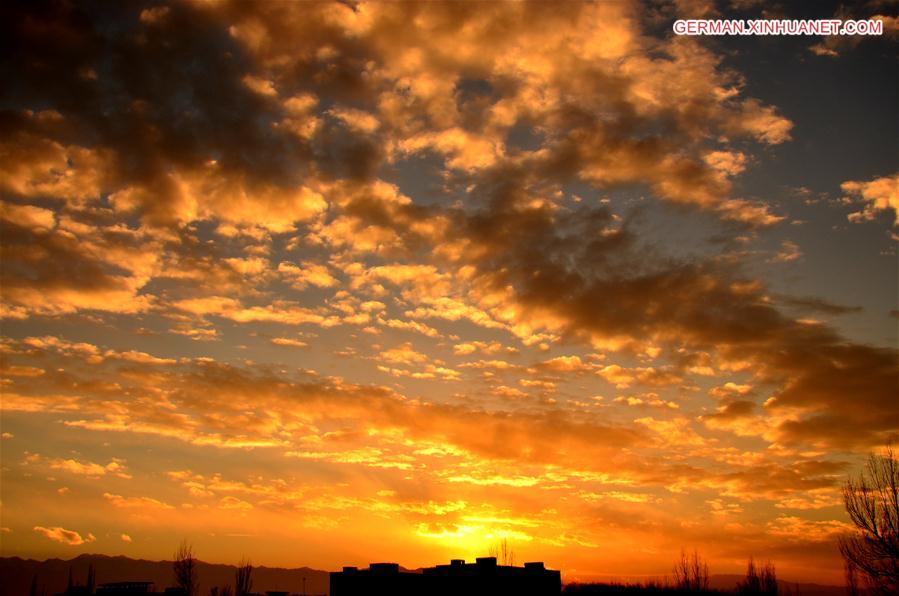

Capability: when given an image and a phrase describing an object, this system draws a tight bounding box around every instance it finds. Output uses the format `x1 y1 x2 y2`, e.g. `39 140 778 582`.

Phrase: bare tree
235 558 253 596
760 562 777 596
501 538 514 566
845 560 860 596
838 446 899 595
672 549 709 592
173 541 198 596
488 538 515 566
736 558 778 596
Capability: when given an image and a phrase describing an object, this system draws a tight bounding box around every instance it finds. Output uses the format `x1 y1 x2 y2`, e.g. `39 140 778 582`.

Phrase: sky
1 0 897 587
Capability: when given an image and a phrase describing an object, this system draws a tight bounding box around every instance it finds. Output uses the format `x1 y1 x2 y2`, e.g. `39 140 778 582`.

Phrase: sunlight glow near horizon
0 0 897 587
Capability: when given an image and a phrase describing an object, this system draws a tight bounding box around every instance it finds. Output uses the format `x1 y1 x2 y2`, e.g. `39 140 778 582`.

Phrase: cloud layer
1 0 896 584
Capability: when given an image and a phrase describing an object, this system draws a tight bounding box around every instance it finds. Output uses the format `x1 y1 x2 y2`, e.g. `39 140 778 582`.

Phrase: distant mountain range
706 574 848 596
0 554 329 596
0 555 849 596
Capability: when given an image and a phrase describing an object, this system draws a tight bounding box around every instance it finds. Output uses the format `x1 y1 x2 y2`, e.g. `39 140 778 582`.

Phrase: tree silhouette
735 558 777 596
672 549 709 592
86 564 96 594
488 538 515 566
173 541 198 596
838 445 899 595
845 560 860 596
209 586 233 596
235 558 253 596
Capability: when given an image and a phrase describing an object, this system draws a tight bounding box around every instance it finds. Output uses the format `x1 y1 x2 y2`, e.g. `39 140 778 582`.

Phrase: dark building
330 557 561 595
331 563 424 595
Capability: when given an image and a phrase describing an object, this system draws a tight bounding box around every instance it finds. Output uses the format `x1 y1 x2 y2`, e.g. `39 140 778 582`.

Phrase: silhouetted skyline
0 553 855 596
1 0 897 586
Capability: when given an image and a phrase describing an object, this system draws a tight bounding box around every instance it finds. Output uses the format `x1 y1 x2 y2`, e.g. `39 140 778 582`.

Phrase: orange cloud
33 526 95 546
842 173 899 226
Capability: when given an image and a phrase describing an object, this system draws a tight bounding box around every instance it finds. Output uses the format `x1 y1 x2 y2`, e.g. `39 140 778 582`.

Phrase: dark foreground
1 555 851 596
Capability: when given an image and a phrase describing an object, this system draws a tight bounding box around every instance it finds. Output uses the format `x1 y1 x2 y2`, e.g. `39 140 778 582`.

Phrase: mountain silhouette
0 554 328 596
705 574 849 596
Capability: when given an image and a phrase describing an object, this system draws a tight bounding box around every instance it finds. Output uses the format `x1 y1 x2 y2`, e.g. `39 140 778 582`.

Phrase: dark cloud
702 399 756 421
1 0 375 227
0 210 157 315
776 294 863 316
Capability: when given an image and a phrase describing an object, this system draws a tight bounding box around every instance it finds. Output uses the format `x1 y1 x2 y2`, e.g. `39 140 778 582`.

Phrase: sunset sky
1 0 897 586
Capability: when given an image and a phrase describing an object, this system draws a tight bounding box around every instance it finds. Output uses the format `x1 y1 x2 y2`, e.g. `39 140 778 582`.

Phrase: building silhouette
330 557 561 595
